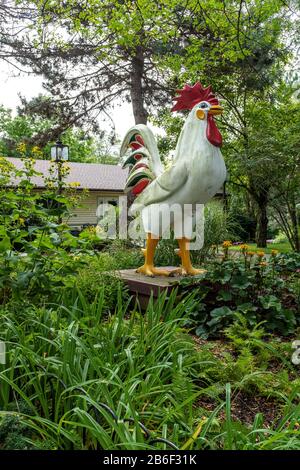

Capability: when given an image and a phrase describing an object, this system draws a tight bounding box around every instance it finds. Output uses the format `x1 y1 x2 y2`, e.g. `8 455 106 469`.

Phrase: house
6 157 128 229
6 157 227 230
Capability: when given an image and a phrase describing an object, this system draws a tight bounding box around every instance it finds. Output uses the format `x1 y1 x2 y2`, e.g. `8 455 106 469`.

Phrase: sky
0 64 137 138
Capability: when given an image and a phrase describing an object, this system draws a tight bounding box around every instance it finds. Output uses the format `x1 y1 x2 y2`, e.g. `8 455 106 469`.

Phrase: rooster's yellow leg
136 233 171 277
177 238 207 276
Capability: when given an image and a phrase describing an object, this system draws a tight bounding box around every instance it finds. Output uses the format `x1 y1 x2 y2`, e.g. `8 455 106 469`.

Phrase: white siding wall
64 191 122 227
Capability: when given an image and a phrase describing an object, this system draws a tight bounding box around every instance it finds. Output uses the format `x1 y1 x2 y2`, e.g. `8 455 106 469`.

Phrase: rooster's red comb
171 82 219 112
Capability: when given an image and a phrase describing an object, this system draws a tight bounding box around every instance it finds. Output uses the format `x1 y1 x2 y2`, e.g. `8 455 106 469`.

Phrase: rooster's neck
174 116 209 162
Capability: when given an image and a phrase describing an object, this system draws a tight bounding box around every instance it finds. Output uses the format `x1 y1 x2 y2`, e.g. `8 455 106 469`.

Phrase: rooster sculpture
121 82 226 276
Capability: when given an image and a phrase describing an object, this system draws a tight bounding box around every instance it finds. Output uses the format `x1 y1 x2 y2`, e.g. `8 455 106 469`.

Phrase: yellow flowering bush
31 145 43 157
0 156 14 177
0 151 88 303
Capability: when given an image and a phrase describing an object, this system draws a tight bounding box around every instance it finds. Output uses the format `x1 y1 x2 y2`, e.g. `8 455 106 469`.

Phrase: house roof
6 157 129 192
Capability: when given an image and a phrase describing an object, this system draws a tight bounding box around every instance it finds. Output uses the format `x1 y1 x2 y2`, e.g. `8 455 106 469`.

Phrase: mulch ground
195 393 280 428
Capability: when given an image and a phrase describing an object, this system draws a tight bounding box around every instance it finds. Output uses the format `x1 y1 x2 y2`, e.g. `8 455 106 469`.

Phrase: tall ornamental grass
0 288 300 450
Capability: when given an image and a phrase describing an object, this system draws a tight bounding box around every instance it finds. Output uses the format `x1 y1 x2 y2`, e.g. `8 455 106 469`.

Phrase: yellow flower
239 244 249 252
62 163 70 170
0 156 14 174
32 145 42 156
17 142 26 153
18 217 25 226
22 156 36 169
257 251 265 258
271 249 279 256
68 181 81 188
259 261 268 267
247 251 256 257
222 240 232 248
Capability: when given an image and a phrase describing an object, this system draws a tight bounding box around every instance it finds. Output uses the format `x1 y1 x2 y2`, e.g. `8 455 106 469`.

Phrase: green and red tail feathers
121 132 155 196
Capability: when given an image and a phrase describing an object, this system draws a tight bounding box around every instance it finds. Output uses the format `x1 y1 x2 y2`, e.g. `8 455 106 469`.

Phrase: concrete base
118 267 185 309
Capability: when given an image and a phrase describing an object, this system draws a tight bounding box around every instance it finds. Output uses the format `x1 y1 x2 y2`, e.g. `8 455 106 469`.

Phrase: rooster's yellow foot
180 267 207 276
136 265 171 277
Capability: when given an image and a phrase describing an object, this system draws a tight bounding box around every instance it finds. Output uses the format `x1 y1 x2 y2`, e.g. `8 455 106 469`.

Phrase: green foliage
0 105 49 158
0 288 299 450
0 154 88 304
221 83 300 249
193 201 238 263
229 242 293 254
0 0 299 452
0 104 117 163
78 226 110 251
276 253 300 272
274 231 289 244
0 290 202 450
106 239 144 269
224 314 268 353
181 254 299 339
154 236 178 267
0 414 32 450
71 253 128 309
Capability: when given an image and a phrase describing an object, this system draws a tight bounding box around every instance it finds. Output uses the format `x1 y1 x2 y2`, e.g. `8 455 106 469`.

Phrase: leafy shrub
231 213 257 242
275 252 300 272
192 200 238 263
0 155 88 304
107 239 144 269
273 231 288 244
155 236 178 266
70 252 128 309
79 225 111 251
181 254 299 338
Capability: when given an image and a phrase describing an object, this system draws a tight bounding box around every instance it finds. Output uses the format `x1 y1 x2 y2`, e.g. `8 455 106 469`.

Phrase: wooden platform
118 267 185 308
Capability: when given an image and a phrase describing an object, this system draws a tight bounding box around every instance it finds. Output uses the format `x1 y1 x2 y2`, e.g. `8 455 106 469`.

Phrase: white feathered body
121 104 226 238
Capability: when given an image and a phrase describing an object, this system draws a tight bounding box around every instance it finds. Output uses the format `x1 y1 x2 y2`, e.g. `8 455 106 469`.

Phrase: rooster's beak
208 105 223 116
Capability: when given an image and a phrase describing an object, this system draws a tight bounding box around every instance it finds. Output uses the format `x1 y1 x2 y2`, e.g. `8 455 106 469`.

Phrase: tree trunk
255 192 269 248
130 46 148 125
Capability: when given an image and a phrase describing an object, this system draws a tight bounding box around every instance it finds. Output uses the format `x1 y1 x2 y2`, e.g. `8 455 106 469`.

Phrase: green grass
1 287 300 450
229 242 292 254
